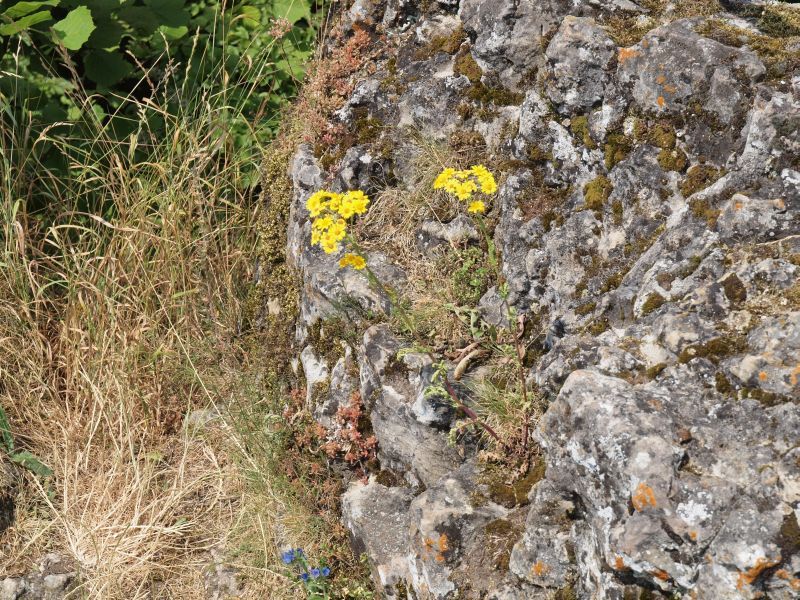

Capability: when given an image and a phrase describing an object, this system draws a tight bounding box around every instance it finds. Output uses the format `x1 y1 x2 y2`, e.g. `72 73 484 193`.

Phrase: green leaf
84 49 132 87
158 24 188 41
144 0 188 28
272 0 310 25
0 405 14 453
52 6 95 50
10 450 53 478
2 0 59 20
0 10 53 35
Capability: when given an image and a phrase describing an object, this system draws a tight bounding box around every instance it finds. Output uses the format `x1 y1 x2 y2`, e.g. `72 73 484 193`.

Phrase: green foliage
1 0 324 208
0 404 53 478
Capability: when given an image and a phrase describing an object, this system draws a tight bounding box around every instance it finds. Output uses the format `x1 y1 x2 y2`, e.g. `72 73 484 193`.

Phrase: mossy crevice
584 176 614 212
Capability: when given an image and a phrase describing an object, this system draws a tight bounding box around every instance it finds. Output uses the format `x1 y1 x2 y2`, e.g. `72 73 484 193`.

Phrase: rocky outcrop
286 0 800 598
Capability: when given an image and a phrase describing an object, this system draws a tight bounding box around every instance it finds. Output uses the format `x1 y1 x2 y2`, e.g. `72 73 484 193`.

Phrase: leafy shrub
1 0 324 207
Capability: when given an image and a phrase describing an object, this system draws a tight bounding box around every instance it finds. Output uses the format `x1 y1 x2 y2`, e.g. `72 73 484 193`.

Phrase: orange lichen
735 200 744 210
663 84 677 94
632 482 658 510
618 48 640 63
438 533 449 553
656 74 666 84
614 556 628 570
759 371 768 381
531 561 550 577
791 363 800 386
736 557 780 590
653 568 671 581
657 95 666 107
689 530 698 541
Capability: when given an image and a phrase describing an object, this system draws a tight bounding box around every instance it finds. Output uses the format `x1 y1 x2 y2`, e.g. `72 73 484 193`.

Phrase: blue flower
310 568 320 578
300 572 309 582
321 567 331 577
281 550 295 564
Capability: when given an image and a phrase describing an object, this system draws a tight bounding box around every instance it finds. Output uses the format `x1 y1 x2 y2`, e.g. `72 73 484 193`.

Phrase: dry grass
0 83 258 595
0 38 351 595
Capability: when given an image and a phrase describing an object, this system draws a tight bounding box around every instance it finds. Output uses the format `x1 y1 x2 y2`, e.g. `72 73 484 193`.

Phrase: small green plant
0 404 52 478
282 547 333 600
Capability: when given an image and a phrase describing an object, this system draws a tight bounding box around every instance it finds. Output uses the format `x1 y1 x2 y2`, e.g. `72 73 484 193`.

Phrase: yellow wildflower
433 168 456 190
312 215 334 231
311 230 321 245
467 200 486 214
328 219 347 242
344 190 370 215
471 165 497 194
306 191 339 217
320 231 339 254
339 253 367 270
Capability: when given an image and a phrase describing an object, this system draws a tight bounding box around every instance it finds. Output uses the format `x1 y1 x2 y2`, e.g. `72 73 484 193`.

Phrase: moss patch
414 26 466 60
454 51 483 83
584 175 614 212
657 148 689 172
640 293 666 316
678 335 747 364
570 115 597 149
466 82 525 107
721 273 747 305
689 198 722 228
604 132 632 170
680 165 724 198
646 363 667 379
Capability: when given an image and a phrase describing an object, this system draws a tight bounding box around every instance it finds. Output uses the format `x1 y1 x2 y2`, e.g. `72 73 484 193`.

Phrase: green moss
483 458 544 509
678 335 747 364
354 117 383 144
414 26 466 60
646 363 667 379
680 165 724 198
576 301 597 316
715 372 733 395
646 121 676 149
600 271 624 293
604 133 632 170
453 51 483 83
466 82 525 107
611 200 624 225
640 293 666 316
527 144 553 164
721 273 747 305
570 115 597 149
657 147 689 172
587 317 610 336
741 387 793 407
689 198 722 228
584 176 614 212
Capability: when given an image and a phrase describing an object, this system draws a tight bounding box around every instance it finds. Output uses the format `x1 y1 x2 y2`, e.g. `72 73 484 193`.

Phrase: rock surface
290 1 800 598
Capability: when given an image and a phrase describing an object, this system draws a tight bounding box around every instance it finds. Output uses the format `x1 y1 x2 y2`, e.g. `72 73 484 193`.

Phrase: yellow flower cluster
433 165 498 213
306 189 370 254
339 253 366 270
